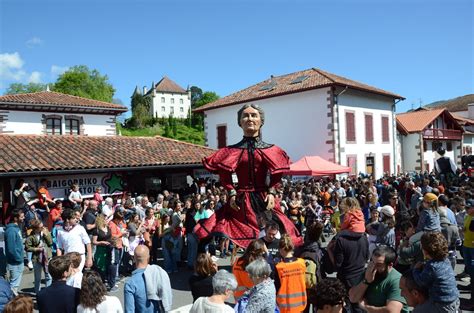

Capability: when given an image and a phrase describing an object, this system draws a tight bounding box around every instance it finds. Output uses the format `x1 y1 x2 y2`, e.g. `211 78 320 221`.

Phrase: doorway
366 156 375 177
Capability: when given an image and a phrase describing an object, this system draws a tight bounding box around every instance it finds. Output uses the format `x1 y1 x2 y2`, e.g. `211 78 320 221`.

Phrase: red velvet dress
194 137 303 248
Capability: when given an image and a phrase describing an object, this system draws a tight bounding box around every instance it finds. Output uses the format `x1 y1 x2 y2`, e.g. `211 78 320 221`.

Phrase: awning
285 156 351 176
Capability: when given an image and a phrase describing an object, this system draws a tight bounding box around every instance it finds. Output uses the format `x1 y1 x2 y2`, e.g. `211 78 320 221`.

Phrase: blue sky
0 0 472 114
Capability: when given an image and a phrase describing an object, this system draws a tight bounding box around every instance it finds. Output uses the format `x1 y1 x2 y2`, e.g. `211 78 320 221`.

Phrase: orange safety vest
276 258 307 313
232 259 254 299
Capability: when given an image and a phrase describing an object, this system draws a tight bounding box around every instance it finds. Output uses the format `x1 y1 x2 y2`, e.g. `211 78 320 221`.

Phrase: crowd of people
0 169 472 312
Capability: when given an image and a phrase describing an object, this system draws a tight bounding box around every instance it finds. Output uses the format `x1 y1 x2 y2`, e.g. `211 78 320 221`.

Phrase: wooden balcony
422 128 462 140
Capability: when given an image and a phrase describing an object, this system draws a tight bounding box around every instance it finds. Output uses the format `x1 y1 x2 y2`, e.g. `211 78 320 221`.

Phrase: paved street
17 251 235 312
15 240 473 312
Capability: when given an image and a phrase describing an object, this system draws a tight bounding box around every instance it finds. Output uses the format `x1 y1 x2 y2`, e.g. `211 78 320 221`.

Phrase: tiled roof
0 91 128 113
452 113 474 126
0 135 215 175
153 77 187 94
396 108 446 133
194 68 404 112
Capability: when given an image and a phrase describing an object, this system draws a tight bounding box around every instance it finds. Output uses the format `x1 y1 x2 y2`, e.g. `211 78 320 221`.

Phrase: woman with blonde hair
92 214 115 291
232 239 267 300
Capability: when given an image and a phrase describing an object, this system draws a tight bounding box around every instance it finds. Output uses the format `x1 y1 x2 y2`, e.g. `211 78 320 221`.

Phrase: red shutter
382 116 389 142
217 125 227 148
365 114 373 142
346 112 355 142
383 155 390 174
347 156 357 176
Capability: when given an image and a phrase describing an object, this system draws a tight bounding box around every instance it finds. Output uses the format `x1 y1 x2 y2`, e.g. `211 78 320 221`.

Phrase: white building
0 90 213 204
424 95 474 157
396 108 464 173
194 68 404 178
133 77 191 119
0 91 127 136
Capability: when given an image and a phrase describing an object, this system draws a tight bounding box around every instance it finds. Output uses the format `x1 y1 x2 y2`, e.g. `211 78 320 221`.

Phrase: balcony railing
422 128 462 140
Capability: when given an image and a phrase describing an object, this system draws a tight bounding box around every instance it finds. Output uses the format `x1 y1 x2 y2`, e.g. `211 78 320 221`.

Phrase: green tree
53 65 115 102
192 91 219 130
5 82 48 94
129 93 152 129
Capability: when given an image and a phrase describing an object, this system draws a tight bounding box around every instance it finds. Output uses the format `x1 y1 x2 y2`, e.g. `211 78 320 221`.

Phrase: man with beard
349 246 408 313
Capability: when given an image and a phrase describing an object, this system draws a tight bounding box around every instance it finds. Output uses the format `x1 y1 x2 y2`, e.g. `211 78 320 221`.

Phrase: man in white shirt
56 209 92 272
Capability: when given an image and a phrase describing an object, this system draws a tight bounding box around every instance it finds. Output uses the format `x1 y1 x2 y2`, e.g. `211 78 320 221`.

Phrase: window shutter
346 112 355 142
383 155 390 174
217 125 227 148
365 115 373 142
382 116 389 142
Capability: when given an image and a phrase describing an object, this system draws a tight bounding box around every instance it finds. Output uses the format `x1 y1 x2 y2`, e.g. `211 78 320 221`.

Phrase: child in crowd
66 252 83 289
413 232 459 312
339 197 365 233
416 193 441 232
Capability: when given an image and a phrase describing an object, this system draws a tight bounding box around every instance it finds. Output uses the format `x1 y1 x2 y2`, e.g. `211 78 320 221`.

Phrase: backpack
303 257 318 289
299 248 323 290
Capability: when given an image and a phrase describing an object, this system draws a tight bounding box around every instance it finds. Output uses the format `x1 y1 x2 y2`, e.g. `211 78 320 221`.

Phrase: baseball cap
380 205 395 218
466 199 474 208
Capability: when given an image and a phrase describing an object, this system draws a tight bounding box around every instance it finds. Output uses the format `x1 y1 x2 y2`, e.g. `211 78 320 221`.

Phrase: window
161 106 165 112
345 112 356 142
180 107 184 112
170 107 174 114
347 155 357 176
383 155 391 174
161 97 165 103
179 99 183 104
382 116 389 143
46 118 61 135
65 119 80 135
365 114 374 143
447 142 453 151
217 125 227 148
171 98 175 104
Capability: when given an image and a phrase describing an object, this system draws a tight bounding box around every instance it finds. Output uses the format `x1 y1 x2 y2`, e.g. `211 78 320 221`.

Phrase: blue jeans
113 248 123 279
7 263 23 293
33 262 51 294
186 233 198 269
162 234 182 273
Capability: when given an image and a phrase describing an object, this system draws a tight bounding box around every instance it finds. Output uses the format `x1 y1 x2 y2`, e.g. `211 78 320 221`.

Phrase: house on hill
396 108 463 173
194 67 404 178
132 76 191 119
0 90 213 210
425 94 474 156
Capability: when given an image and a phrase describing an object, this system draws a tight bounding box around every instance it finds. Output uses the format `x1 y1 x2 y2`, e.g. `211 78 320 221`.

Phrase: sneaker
108 286 119 293
27 261 33 270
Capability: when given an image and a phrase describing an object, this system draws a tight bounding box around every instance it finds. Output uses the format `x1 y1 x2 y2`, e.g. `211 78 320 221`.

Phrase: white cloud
26 37 43 48
28 71 42 83
51 65 69 77
0 52 26 81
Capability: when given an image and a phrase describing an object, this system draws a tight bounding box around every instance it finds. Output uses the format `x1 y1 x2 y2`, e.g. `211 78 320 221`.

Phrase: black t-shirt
262 237 280 258
189 274 214 302
83 210 97 234
92 227 112 242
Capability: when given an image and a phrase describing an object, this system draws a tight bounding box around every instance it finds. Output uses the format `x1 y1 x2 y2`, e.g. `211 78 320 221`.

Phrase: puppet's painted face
240 107 262 136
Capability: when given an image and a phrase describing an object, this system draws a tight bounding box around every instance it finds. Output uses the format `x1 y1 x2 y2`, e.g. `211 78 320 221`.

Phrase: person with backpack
272 234 307 313
295 221 324 313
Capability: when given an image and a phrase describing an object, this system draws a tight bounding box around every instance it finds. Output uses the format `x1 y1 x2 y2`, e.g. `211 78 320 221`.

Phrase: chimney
469 103 474 120
143 86 148 94
151 81 156 96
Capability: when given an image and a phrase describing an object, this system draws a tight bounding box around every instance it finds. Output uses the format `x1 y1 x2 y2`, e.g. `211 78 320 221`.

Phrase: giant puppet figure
194 104 303 248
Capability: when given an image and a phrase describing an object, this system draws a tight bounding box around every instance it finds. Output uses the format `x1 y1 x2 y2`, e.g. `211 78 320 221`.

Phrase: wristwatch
362 278 371 285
